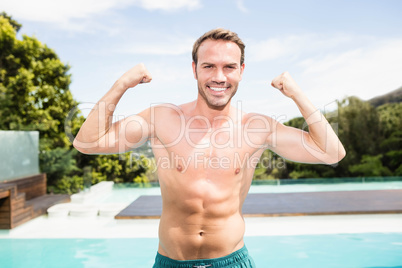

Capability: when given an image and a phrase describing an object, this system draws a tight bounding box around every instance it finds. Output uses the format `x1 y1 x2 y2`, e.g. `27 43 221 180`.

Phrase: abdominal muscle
156 170 248 260
158 208 245 260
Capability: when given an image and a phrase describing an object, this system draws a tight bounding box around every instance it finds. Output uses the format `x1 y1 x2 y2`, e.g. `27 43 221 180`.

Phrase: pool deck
2 188 402 240
2 213 402 239
115 189 402 219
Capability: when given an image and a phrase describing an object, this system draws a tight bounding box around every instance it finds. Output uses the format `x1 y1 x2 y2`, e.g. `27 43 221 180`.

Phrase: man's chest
152 132 264 174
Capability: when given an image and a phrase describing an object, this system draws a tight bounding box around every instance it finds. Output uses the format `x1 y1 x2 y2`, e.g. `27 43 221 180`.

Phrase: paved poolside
1 187 402 239
116 189 402 219
1 214 402 239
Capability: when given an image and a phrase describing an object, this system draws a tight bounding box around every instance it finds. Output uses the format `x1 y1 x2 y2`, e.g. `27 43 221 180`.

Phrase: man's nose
212 68 226 83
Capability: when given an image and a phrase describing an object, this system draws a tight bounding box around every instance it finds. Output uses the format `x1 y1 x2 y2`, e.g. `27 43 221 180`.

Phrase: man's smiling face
193 39 245 110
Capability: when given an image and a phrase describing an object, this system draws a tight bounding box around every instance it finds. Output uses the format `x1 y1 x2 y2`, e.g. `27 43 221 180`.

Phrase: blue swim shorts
152 245 256 268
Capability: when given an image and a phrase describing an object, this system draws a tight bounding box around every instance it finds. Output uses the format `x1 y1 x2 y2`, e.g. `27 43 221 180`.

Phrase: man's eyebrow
200 62 215 66
200 62 239 66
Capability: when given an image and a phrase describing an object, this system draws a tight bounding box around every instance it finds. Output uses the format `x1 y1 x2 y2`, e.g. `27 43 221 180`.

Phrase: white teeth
209 87 227 92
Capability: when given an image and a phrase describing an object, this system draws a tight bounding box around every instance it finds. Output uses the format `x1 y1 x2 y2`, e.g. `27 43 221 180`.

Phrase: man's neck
193 97 233 126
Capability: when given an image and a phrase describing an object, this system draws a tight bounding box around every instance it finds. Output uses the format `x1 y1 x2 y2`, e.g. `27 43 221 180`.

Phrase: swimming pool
1 233 401 268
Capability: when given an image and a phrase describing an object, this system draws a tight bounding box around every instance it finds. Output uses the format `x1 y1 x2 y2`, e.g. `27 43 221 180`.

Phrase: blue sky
3 0 402 120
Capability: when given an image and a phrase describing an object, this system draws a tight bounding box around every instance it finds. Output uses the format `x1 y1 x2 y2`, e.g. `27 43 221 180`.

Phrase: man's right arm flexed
73 63 153 155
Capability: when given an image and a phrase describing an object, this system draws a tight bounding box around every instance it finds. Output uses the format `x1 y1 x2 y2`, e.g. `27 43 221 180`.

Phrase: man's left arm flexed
265 72 346 165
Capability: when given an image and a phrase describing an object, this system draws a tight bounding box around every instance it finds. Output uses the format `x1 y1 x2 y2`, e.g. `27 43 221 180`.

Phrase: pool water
1 233 401 268
247 233 402 268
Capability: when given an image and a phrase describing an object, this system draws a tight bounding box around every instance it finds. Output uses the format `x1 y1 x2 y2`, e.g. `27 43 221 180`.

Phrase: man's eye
204 66 212 69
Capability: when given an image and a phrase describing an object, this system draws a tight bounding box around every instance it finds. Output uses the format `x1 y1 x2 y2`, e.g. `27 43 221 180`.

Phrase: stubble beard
197 81 238 111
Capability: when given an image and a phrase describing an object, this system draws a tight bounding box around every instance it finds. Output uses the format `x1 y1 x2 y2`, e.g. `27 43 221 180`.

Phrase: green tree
279 111 341 179
377 103 402 137
338 97 380 155
349 154 392 177
0 14 157 193
0 13 83 188
329 96 380 176
377 103 402 175
255 95 402 179
90 152 156 184
253 150 287 180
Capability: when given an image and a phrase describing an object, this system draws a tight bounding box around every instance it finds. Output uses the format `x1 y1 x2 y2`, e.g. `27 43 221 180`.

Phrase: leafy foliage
253 150 288 180
0 14 155 193
253 96 402 180
349 154 392 177
0 14 84 189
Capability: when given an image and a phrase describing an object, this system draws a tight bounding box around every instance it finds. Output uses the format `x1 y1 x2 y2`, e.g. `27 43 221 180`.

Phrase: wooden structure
0 174 70 229
115 189 402 219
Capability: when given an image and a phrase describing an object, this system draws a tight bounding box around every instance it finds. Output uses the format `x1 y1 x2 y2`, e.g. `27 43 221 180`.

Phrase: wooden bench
0 174 70 229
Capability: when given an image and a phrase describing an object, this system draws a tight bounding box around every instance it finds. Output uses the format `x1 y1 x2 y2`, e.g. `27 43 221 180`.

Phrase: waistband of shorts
154 245 250 268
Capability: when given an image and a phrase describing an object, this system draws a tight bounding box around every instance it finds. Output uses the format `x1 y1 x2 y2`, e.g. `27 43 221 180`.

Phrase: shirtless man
73 29 346 267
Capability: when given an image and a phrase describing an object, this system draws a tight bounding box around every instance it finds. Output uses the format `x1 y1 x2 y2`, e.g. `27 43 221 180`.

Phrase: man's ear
239 63 245 81
192 61 198 80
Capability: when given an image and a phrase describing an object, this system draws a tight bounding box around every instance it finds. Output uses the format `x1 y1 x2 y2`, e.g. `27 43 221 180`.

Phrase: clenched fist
119 63 152 90
271 72 302 100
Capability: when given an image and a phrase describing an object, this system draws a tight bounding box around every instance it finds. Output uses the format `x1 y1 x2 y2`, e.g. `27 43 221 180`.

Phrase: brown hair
192 28 245 66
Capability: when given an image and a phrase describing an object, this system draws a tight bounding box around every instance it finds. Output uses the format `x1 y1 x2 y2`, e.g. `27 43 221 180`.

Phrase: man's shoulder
146 102 193 123
242 112 273 123
149 103 183 115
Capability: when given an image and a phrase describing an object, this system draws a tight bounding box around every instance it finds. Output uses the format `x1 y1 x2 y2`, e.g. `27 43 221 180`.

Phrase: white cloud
2 0 122 23
298 39 402 102
247 33 402 104
2 0 201 24
138 0 201 11
247 33 372 62
236 0 249 13
115 36 195 56
242 34 402 118
249 38 289 61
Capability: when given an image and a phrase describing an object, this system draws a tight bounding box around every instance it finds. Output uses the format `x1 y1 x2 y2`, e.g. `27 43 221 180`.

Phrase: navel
235 168 240 175
199 231 204 237
176 165 183 172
